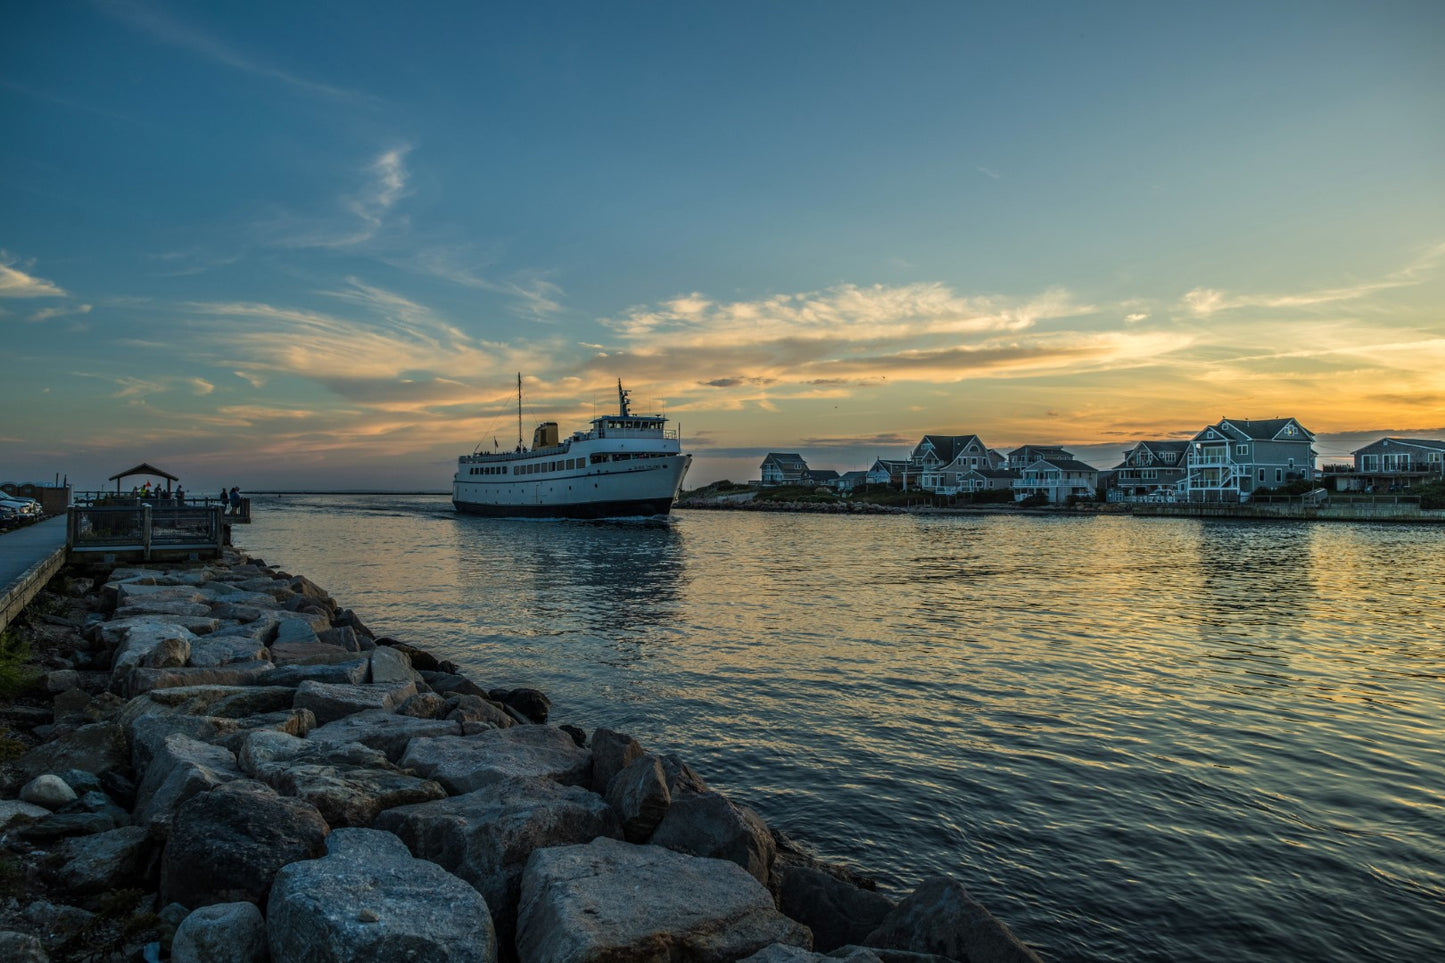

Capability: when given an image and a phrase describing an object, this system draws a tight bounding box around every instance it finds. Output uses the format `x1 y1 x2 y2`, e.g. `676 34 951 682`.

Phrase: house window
1275 469 1282 482
1236 444 1249 457
1258 469 1265 481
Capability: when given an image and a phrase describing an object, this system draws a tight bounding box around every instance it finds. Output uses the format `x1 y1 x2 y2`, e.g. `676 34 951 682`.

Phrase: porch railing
67 503 227 559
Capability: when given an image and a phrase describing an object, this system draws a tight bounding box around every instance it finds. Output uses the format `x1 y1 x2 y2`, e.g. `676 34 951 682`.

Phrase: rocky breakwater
0 548 1044 962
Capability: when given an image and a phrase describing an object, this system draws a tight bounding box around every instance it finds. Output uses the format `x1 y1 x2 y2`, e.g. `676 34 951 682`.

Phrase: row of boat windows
464 452 667 476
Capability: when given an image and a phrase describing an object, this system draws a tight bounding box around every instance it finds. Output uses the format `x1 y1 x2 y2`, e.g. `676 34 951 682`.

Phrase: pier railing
67 503 227 560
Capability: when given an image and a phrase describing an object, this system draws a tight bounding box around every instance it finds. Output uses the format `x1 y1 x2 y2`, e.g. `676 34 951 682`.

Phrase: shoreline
0 548 1044 962
677 495 1445 524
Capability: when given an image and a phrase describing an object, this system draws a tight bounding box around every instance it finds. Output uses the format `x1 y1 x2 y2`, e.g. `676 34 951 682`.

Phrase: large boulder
184 634 269 668
120 662 276 698
238 731 445 827
605 754 671 842
590 727 645 794
401 725 592 795
515 837 811 962
864 876 1042 963
53 824 157 895
774 858 895 953
306 708 461 763
160 779 329 909
376 777 622 948
10 722 129 783
293 680 417 725
649 790 776 884
109 619 200 672
171 902 268 963
133 732 242 828
267 827 497 963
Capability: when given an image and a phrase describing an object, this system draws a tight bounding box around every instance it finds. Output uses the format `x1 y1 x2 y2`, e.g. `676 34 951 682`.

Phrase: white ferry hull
453 454 691 519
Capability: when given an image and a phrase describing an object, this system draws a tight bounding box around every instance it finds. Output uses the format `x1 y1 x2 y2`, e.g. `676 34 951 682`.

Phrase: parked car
0 494 42 516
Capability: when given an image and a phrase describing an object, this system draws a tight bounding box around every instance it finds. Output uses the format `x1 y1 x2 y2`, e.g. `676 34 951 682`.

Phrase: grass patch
0 629 42 699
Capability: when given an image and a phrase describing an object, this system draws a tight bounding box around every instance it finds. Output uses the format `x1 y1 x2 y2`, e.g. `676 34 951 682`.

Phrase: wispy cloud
0 254 67 298
29 303 92 323
101 0 372 102
401 247 565 318
1182 240 1445 317
269 146 413 249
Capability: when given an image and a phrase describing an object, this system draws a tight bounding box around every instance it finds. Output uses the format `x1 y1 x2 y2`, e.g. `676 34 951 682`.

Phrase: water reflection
450 515 685 639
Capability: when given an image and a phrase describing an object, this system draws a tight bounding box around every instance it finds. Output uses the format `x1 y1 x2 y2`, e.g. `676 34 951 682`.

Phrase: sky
3 1 1443 493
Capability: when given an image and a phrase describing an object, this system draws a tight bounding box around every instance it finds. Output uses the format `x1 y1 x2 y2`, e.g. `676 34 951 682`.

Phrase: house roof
761 452 808 467
1111 440 1191 470
913 434 987 464
1024 458 1098 473
806 469 840 482
1351 437 1445 454
1201 417 1313 442
1007 444 1072 460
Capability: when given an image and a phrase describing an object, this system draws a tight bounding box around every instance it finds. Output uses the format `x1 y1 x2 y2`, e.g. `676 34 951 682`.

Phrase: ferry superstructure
452 379 691 519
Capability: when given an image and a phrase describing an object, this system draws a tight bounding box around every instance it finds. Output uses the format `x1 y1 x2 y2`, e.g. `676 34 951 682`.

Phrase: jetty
0 549 1043 962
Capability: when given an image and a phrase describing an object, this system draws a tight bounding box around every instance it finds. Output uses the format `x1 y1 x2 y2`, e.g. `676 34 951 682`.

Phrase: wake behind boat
452 377 691 519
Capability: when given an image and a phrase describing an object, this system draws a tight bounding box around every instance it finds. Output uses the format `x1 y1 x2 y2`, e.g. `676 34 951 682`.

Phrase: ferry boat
452 378 692 519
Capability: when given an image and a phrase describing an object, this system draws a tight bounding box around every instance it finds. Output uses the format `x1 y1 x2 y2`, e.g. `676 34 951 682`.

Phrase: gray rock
317 625 369 652
161 779 329 909
307 708 461 763
186 634 269 668
775 859 895 953
864 876 1043 963
266 827 497 963
171 902 268 963
293 679 417 725
20 774 79 810
376 777 622 948
0 799 51 828
659 752 709 795
516 836 811 962
396 691 448 719
605 754 670 842
590 727 645 794
45 669 80 693
11 722 129 782
118 685 298 730
649 790 776 884
130 713 240 774
401 725 592 795
239 730 446 827
115 599 213 620
489 687 550 723
53 825 156 894
133 733 242 828
367 644 413 684
265 658 370 687
110 619 200 671
120 661 276 697
17 809 120 840
444 693 514 728
0 930 49 963
741 947 887 963
270 639 353 666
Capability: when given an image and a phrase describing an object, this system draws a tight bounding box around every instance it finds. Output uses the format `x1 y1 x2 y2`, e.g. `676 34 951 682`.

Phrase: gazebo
109 463 180 494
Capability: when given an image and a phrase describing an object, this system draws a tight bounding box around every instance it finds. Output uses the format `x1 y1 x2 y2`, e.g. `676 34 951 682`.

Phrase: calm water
235 495 1444 962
